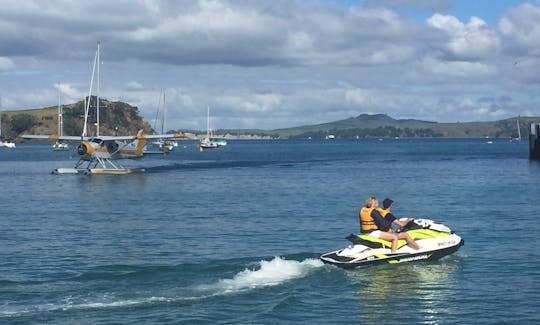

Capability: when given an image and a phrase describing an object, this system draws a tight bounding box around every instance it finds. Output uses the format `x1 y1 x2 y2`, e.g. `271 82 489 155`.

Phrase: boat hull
320 238 463 268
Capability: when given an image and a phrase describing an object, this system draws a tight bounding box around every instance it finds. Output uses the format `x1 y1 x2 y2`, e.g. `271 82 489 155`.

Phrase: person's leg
398 232 420 250
379 232 398 252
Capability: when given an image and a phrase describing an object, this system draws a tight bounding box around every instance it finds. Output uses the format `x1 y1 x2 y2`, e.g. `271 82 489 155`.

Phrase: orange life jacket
377 208 389 217
377 208 393 232
359 207 378 233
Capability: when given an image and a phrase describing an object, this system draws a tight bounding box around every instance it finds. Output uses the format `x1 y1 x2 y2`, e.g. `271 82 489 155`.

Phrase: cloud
0 0 538 129
427 14 501 60
125 81 145 91
363 0 451 12
499 3 540 56
421 56 496 77
0 57 15 70
54 83 82 100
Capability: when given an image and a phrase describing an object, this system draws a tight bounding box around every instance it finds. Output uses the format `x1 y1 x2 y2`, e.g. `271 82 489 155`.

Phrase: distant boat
0 138 15 148
210 137 227 147
511 117 522 142
152 89 177 152
199 106 222 150
52 141 68 151
0 96 15 149
325 134 335 140
199 137 218 149
53 91 69 151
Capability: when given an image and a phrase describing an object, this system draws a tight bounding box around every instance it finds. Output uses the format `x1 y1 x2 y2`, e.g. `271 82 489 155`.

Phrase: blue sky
1 0 540 131
453 0 527 23
348 0 527 24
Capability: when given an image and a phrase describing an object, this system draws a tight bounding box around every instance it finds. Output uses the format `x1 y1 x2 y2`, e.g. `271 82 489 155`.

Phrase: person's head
364 196 378 208
382 198 393 210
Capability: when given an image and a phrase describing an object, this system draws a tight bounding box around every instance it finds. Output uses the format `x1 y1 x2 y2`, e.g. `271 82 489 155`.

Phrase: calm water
1 139 539 324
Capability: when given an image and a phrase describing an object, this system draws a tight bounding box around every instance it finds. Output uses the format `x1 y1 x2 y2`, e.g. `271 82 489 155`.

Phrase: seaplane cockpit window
90 138 103 145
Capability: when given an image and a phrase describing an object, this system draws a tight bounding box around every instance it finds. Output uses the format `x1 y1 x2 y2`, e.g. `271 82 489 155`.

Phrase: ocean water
1 138 539 324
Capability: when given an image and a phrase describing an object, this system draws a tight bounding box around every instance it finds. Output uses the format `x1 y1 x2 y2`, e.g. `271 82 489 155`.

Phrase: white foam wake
200 257 323 294
1 257 324 318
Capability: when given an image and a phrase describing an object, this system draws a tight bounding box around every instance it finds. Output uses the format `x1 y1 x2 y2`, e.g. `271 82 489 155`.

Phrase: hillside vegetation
224 113 537 139
3 99 537 139
1 97 152 138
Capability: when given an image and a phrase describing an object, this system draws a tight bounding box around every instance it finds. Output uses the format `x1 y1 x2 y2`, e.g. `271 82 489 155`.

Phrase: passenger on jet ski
359 196 420 252
379 198 414 230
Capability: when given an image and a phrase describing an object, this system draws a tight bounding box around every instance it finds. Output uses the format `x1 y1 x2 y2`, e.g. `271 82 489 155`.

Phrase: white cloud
427 14 501 60
345 88 377 106
0 57 15 70
421 56 496 77
0 1 538 128
125 81 145 91
54 83 82 100
499 3 540 56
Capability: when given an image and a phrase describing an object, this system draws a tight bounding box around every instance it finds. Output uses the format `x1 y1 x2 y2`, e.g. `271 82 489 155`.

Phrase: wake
1 257 324 318
198 256 324 294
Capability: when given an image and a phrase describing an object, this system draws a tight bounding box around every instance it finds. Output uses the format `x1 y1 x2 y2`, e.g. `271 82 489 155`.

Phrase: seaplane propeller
77 142 91 156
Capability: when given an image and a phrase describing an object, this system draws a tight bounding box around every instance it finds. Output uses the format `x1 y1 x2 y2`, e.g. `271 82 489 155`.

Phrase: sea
1 138 539 324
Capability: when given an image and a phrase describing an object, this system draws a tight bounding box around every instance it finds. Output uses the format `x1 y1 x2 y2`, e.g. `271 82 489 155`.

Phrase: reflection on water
349 256 463 324
77 172 147 188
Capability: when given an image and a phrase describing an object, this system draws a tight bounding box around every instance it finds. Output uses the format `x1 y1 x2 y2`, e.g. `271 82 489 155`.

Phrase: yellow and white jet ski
320 219 464 268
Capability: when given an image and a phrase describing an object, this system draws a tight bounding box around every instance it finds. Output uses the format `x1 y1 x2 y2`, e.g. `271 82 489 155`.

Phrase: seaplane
21 41 189 174
22 129 187 174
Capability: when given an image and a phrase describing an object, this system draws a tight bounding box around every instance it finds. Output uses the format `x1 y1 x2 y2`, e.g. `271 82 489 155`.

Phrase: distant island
1 98 535 140
205 113 534 140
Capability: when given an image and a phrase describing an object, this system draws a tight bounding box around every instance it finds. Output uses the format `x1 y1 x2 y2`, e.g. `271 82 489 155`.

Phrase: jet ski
320 219 464 268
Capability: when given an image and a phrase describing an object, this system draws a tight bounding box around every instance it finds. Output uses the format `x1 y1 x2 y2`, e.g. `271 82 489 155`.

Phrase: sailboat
512 117 522 142
199 106 219 150
0 96 16 149
151 89 177 152
53 91 69 151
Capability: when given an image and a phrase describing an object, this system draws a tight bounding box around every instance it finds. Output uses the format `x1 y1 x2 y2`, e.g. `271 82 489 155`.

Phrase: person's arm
392 217 413 228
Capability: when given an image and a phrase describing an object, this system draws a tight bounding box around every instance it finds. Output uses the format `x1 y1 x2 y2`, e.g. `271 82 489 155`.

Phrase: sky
1 0 539 131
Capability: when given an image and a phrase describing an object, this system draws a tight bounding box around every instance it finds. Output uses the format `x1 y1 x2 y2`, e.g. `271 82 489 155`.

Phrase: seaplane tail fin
134 129 147 155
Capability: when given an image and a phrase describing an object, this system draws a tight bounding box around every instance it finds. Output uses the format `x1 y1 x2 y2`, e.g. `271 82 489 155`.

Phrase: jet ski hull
320 219 464 268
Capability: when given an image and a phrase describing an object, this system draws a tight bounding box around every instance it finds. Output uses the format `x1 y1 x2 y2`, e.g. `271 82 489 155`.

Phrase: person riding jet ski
320 199 464 268
359 196 420 252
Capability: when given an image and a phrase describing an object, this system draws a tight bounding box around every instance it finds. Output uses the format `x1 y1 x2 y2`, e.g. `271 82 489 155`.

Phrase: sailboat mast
83 42 99 137
206 106 210 138
517 117 522 141
57 90 63 136
161 89 166 134
96 41 100 137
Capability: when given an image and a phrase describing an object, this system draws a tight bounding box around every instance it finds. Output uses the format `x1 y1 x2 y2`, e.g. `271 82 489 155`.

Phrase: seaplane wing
75 131 189 159
21 134 82 141
21 132 187 141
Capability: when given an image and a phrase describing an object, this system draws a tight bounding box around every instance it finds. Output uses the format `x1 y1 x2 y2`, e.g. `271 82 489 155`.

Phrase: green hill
224 114 536 139
3 99 537 140
1 97 152 138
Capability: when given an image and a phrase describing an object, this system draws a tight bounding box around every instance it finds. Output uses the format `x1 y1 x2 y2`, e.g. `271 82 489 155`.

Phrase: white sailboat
152 89 177 152
199 106 219 150
512 117 522 142
0 96 16 149
53 91 69 151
